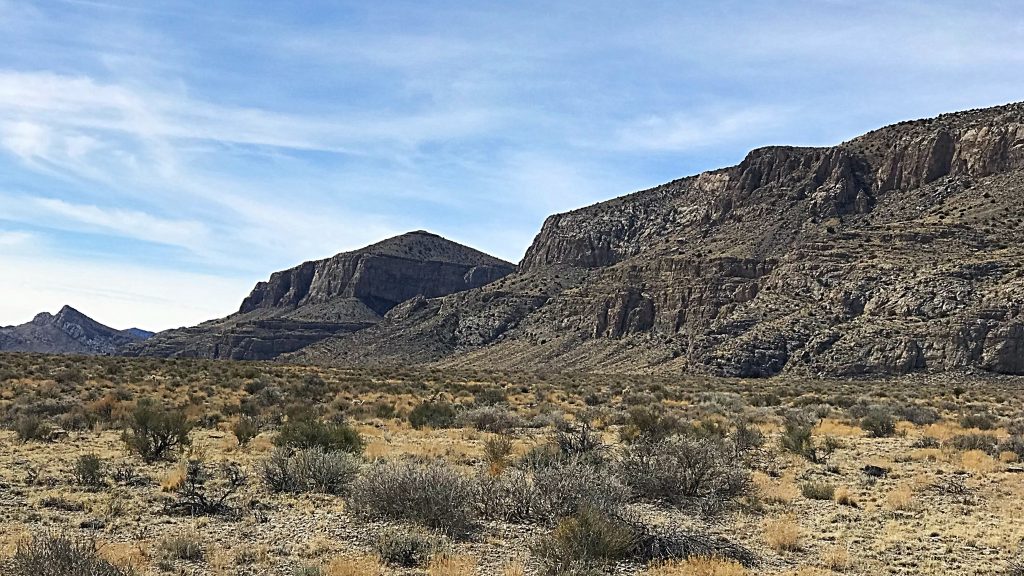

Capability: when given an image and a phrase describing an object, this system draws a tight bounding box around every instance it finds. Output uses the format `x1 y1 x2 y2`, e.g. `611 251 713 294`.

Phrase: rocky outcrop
0 305 149 355
288 102 1024 377
129 231 515 360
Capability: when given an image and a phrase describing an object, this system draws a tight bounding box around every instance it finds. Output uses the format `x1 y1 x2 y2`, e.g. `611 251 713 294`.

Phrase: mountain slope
0 306 149 355
288 102 1024 377
129 231 515 360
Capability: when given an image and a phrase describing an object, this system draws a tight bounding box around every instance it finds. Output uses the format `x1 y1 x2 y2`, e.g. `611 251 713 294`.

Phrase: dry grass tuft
833 486 859 508
501 561 527 576
961 449 999 474
820 545 851 571
763 516 802 552
427 553 478 576
754 472 798 505
325 554 385 576
643 557 748 575
885 484 916 512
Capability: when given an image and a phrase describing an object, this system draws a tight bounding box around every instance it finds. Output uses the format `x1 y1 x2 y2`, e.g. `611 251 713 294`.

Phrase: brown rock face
288 102 1024 377
128 231 515 360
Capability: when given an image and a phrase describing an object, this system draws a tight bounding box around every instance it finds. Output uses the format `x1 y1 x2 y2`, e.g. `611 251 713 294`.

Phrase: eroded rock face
129 231 515 360
288 102 1024 377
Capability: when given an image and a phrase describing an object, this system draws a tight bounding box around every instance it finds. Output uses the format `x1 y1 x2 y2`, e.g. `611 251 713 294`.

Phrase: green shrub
946 433 999 455
374 526 447 568
231 415 260 446
621 436 749 511
12 415 52 443
122 399 192 463
780 413 836 463
274 415 363 454
960 412 997 431
72 454 105 488
408 400 458 429
619 405 686 444
533 507 635 575
157 534 204 562
261 447 360 494
860 408 896 438
348 459 478 534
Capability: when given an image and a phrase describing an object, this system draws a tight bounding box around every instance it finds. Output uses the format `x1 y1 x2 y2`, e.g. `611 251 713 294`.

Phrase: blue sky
1 0 1023 330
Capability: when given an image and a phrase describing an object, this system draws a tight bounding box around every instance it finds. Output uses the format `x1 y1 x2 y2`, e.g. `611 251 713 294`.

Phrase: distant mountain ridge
0 305 150 355
127 230 516 360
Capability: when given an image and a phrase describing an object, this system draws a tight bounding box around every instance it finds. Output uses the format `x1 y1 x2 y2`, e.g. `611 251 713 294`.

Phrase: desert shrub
960 412 998 430
911 436 940 448
999 436 1024 459
232 415 260 446
555 422 604 462
860 408 896 438
71 454 105 488
408 400 459 429
122 399 192 462
518 442 568 470
274 415 363 454
946 433 999 455
457 406 522 433
620 436 749 511
374 526 447 568
483 435 515 472
619 405 686 444
13 414 52 442
348 459 478 534
158 534 204 562
473 387 507 406
731 420 764 458
261 447 360 494
800 481 835 500
779 413 836 463
533 507 636 575
894 404 940 425
479 469 541 522
533 459 631 523
165 460 246 516
6 533 135 576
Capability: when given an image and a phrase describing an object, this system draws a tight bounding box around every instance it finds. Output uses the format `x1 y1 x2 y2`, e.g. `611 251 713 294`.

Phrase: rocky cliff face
288 102 1024 377
0 305 148 355
129 231 515 360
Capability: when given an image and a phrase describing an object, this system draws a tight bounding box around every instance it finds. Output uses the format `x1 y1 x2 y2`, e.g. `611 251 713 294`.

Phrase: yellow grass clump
961 449 999 474
643 557 748 575
428 553 478 576
885 484 916 512
834 486 859 508
763 516 802 552
814 418 863 438
820 545 851 571
754 472 798 505
325 554 385 576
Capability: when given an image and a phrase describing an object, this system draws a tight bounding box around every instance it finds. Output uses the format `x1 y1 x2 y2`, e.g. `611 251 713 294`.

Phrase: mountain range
0 305 152 355
10 102 1024 377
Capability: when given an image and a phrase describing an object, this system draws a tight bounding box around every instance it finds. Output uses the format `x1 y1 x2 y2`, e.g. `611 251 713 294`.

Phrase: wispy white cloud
0 230 33 247
34 197 212 253
613 106 792 153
